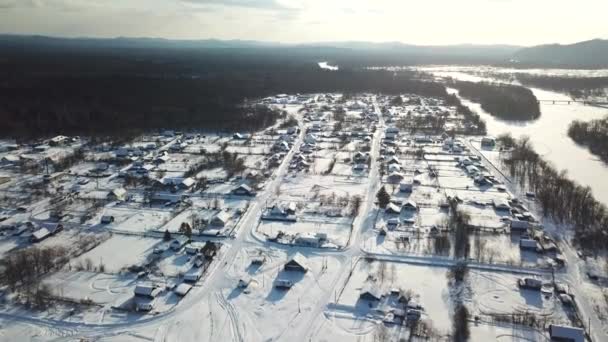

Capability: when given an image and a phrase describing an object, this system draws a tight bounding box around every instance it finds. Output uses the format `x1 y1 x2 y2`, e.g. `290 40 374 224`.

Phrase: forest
449 80 541 121
483 72 608 99
568 117 608 163
0 44 452 139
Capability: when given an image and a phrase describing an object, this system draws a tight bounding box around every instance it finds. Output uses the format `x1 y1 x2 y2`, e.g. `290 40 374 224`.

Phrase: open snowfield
43 271 137 306
71 235 160 272
279 174 366 201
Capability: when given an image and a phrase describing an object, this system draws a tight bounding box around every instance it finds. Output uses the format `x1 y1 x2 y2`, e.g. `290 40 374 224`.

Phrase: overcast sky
0 0 605 46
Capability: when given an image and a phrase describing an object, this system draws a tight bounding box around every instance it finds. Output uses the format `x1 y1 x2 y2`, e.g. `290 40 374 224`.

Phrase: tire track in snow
215 292 243 342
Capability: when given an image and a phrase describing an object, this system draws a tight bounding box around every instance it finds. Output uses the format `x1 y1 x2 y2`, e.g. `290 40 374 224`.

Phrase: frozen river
423 67 608 205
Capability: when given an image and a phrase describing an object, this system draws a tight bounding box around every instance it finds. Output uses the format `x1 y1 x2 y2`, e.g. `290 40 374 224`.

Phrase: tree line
0 45 456 139
483 72 608 99
449 80 541 121
497 134 608 252
568 117 608 163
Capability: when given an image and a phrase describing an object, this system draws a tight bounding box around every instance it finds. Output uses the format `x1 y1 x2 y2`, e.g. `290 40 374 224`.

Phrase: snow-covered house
481 137 496 148
304 133 318 144
107 187 127 202
0 155 20 166
402 200 418 211
388 164 401 173
353 152 368 163
31 222 63 242
232 184 254 196
465 165 479 175
359 284 382 301
386 156 400 166
284 253 308 272
385 203 401 215
210 211 231 227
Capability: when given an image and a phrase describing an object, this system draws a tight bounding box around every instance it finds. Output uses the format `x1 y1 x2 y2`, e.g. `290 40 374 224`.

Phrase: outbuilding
548 324 584 342
174 283 193 296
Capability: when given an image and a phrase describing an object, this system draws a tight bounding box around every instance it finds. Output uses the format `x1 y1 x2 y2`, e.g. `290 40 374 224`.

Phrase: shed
170 236 189 251
174 283 193 296
184 268 204 283
295 233 321 248
519 238 539 250
185 242 206 255
493 199 511 211
399 179 413 193
510 220 529 231
284 253 308 272
31 228 51 242
548 324 584 342
101 215 115 224
134 284 161 298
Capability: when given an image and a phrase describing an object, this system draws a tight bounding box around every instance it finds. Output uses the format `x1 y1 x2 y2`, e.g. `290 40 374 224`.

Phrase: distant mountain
513 39 608 68
299 41 521 58
2 34 607 68
0 34 518 59
0 34 285 50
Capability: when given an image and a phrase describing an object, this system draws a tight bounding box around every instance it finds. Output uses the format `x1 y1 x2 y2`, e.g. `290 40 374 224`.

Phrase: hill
513 39 608 68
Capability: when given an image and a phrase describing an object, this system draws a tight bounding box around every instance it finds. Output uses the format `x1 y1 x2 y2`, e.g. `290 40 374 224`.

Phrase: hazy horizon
0 0 606 46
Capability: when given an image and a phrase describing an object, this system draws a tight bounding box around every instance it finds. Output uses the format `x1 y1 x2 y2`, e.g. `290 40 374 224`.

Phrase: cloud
180 0 289 10
0 0 88 12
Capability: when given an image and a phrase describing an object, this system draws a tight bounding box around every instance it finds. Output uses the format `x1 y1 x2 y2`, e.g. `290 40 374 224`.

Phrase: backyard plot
257 220 351 248
279 174 367 201
194 247 343 342
71 235 161 272
43 271 137 305
329 259 571 341
110 209 173 233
